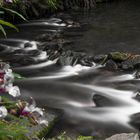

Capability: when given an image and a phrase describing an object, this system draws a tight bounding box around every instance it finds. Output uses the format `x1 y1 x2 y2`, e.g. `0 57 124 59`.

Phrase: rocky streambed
1 0 140 139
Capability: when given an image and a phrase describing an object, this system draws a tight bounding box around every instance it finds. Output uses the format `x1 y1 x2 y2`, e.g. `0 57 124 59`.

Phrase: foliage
47 132 94 140
13 72 25 80
0 0 26 37
0 119 29 140
0 0 60 37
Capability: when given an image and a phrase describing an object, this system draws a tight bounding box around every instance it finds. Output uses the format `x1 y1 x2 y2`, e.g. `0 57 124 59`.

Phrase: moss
0 97 59 140
110 52 131 61
47 132 94 140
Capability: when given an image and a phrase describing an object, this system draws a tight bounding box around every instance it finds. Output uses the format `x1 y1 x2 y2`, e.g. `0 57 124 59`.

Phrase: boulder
135 71 140 79
105 133 139 140
93 54 108 64
130 113 140 130
105 60 118 70
121 55 140 70
109 52 131 61
92 94 114 107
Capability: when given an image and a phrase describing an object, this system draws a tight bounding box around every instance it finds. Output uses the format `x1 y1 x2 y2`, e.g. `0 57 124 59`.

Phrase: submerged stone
92 94 115 107
130 112 140 131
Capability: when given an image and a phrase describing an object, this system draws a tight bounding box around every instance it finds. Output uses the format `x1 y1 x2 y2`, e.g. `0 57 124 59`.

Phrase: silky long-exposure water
0 0 140 139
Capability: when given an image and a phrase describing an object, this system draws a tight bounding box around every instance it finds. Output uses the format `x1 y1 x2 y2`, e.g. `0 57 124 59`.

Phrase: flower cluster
0 62 48 126
0 62 20 97
17 98 48 126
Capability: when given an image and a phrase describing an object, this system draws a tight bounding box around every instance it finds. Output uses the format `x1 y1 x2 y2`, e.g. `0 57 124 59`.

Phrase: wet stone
130 113 140 130
109 52 131 62
105 133 139 140
132 55 140 68
57 55 74 66
35 33 61 42
121 59 134 70
92 94 114 107
105 60 118 70
26 109 60 139
135 71 140 79
24 42 34 48
93 54 107 64
27 50 42 57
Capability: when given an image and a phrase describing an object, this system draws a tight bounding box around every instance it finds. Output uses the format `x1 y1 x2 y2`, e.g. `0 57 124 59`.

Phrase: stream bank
1 0 140 139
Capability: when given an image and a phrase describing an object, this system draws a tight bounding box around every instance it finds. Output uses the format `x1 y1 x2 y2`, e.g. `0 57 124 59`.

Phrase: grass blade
0 19 18 31
0 24 6 37
3 7 27 21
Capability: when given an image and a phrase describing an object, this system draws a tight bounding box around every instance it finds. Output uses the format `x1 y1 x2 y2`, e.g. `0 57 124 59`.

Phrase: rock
121 60 134 70
135 71 140 79
79 58 93 67
105 60 118 70
109 52 131 61
92 94 114 107
57 51 74 66
5 108 61 140
121 55 140 70
105 133 139 140
26 109 60 139
57 50 94 67
24 42 34 48
132 55 140 68
58 56 74 66
133 91 140 102
130 112 140 130
93 54 108 64
35 33 62 42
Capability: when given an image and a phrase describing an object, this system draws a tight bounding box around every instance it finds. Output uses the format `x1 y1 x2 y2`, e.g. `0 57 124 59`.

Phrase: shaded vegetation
48 132 94 140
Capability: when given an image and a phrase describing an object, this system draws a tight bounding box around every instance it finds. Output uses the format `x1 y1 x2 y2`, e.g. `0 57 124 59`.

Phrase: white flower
8 86 21 97
23 105 44 116
32 107 44 116
4 69 14 85
22 98 43 116
37 118 48 126
0 106 8 118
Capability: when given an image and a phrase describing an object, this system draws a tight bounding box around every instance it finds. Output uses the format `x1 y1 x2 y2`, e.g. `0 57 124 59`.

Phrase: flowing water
1 0 140 138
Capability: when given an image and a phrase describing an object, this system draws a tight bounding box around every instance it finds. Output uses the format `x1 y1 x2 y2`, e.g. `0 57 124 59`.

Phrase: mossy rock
1 105 60 140
26 109 60 140
49 132 94 140
109 52 131 61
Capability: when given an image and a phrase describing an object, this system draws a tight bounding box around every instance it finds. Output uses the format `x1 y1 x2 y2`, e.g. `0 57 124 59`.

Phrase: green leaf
2 7 27 21
0 24 6 37
0 19 18 31
13 72 25 79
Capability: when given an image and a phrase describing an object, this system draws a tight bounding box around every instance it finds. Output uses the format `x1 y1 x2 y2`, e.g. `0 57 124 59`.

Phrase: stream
0 0 140 138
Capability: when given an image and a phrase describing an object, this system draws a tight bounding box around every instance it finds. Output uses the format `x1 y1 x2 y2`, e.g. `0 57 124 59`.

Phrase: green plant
47 0 59 9
77 136 93 140
0 120 29 140
47 132 94 140
0 0 26 37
